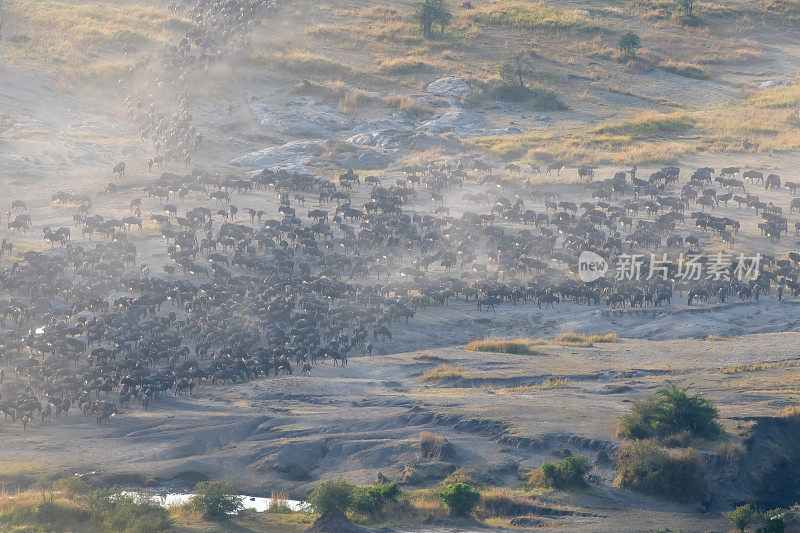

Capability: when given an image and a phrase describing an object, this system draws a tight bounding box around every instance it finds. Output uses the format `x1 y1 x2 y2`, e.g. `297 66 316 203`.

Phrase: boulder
426 76 473 100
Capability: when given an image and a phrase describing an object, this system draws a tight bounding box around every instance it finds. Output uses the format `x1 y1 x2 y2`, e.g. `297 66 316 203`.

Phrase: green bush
726 504 755 533
490 85 566 110
758 508 787 533
54 476 92 497
350 483 401 514
534 455 593 489
618 31 641 58
615 440 708 502
189 481 242 519
439 483 480 516
85 491 172 532
617 381 721 442
308 479 355 514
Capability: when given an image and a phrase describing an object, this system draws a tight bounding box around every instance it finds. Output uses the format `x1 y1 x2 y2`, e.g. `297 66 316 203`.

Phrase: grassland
1 0 190 80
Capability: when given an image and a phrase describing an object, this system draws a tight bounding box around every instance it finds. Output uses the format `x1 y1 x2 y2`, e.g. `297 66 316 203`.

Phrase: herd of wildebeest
1 0 800 432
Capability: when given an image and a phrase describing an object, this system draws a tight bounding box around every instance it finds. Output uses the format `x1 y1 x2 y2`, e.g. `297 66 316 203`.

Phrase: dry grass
705 334 727 341
472 99 800 165
749 81 800 108
782 404 800 418
496 377 573 394
249 46 361 80
465 338 544 355
419 364 471 382
466 1 610 34
530 332 621 347
386 94 434 120
338 88 376 114
419 432 449 460
2 0 189 80
720 359 800 374
377 57 435 75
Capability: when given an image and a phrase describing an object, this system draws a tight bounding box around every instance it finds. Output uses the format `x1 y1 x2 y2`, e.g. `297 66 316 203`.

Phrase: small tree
618 31 641 58
416 0 452 36
726 504 755 533
497 55 527 87
439 483 480 516
308 479 354 514
190 481 242 519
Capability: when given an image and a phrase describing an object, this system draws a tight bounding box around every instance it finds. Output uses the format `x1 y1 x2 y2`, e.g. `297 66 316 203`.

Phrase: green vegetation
308 478 354 514
439 483 480 516
416 0 452 36
618 31 641 58
189 481 243 519
726 504 755 533
350 483 401 514
616 381 721 442
532 455 593 490
615 440 708 502
307 478 402 518
88 491 173 532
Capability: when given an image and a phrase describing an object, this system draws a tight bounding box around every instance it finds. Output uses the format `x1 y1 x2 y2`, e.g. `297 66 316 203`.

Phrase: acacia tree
416 0 452 37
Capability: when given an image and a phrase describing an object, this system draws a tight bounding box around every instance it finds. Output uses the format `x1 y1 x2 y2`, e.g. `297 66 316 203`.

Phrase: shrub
490 84 566 110
726 504 755 533
617 381 721 442
54 476 92 496
439 483 480 516
350 483 401 514
615 440 708 502
86 491 173 532
618 31 641 58
758 508 787 533
532 455 592 489
189 481 242 519
308 479 355 514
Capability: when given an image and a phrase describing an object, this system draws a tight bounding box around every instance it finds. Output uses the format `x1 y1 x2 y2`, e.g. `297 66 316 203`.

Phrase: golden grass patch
530 332 621 347
419 364 471 382
465 338 544 355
